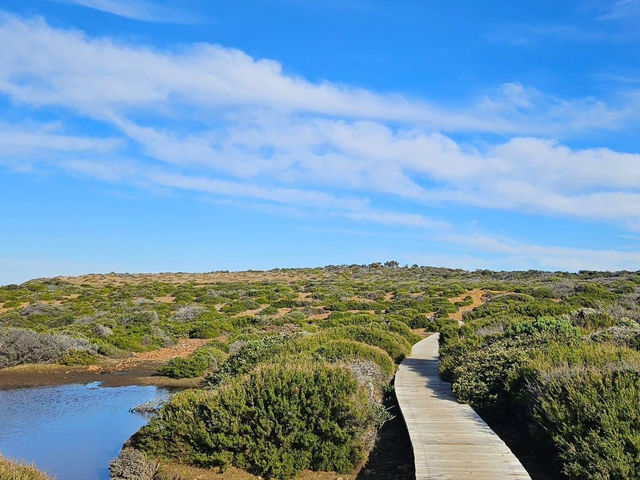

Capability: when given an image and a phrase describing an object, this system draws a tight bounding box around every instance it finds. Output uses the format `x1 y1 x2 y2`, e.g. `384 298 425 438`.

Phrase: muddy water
0 382 170 480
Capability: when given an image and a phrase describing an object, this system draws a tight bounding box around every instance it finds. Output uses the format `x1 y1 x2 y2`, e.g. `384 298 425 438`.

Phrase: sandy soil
448 289 491 324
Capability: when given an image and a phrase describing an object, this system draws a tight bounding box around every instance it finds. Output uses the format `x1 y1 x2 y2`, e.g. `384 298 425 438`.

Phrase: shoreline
0 362 200 390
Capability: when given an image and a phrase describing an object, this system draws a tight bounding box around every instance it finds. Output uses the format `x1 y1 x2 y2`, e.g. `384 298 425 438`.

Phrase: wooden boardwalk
395 334 531 480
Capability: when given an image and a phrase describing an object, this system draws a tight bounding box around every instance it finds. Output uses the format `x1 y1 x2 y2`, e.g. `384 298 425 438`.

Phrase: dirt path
103 338 210 371
0 338 209 389
449 289 490 324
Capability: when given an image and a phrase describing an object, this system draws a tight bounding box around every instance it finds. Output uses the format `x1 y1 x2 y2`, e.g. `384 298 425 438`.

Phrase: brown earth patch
154 295 176 303
109 338 210 370
0 301 28 314
448 289 490 324
0 362 199 389
274 307 292 318
234 307 265 318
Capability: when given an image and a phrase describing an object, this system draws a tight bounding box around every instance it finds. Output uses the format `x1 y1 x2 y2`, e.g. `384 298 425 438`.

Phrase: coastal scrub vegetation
439 274 640 480
2 266 640 479
0 455 51 480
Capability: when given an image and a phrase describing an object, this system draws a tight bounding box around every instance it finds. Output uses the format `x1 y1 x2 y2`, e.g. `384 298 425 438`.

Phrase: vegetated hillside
2 264 640 479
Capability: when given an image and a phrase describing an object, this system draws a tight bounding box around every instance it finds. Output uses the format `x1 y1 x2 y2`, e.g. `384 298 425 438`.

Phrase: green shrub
325 326 411 363
205 334 303 385
133 362 379 479
158 346 227 379
59 349 98 366
308 339 395 378
321 313 420 344
528 367 640 479
449 336 530 407
506 316 579 338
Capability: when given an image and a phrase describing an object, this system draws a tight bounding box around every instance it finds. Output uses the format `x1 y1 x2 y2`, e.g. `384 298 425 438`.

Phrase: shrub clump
0 328 96 368
133 362 380 480
326 326 411 363
528 366 640 479
205 334 303 386
157 345 227 378
0 455 51 480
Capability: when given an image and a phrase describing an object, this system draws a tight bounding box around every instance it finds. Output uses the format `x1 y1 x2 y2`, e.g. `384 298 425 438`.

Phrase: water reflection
0 383 170 480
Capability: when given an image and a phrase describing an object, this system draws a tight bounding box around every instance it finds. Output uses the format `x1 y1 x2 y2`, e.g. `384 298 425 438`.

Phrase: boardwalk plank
395 334 531 480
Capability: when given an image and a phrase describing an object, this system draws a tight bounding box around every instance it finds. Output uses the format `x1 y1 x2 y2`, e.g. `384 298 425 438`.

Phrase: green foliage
158 346 227 379
506 316 579 338
134 362 379 479
325 326 411 363
439 274 640 480
205 334 303 386
308 339 395 378
528 367 640 479
6 263 640 480
59 349 98 366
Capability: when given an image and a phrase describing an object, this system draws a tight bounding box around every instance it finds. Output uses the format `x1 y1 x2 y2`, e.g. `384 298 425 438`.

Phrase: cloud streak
54 0 194 23
1 12 640 271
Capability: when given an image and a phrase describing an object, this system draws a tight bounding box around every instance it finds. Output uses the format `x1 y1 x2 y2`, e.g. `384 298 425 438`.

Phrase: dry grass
0 456 51 480
157 462 355 480
56 270 317 287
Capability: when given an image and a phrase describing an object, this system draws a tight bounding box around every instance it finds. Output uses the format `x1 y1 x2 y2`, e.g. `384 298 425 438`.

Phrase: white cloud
54 0 193 23
1 13 640 270
0 14 634 134
0 122 120 156
439 232 640 272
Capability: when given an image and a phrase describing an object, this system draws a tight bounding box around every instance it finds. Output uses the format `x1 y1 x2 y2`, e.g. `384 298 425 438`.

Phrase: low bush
171 305 206 323
506 316 578 337
0 455 51 480
158 346 227 378
325 326 411 363
205 334 304 386
0 328 96 368
133 362 380 480
527 366 640 479
59 349 98 365
308 339 395 378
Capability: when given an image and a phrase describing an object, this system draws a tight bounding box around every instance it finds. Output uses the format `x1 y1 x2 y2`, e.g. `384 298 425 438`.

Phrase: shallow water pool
0 382 170 480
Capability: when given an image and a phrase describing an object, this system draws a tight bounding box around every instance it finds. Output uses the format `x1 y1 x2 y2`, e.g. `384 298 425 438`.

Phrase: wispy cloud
599 0 640 20
439 232 640 272
53 0 194 23
1 12 640 271
0 14 634 135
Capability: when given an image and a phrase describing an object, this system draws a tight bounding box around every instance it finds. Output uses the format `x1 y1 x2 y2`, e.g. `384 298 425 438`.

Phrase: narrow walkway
395 334 531 480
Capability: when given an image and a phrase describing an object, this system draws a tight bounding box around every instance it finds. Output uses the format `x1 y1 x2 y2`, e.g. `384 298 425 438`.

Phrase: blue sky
1 0 640 284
